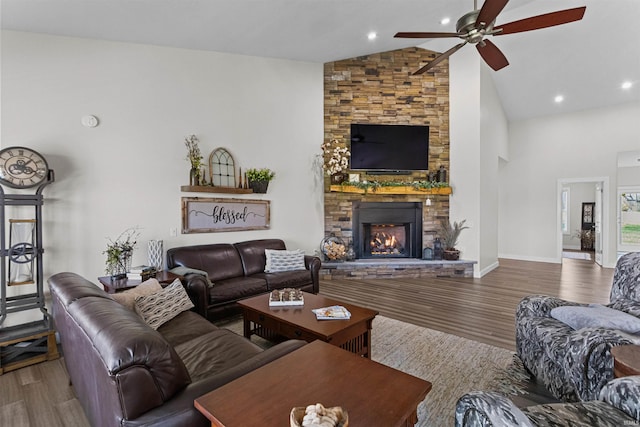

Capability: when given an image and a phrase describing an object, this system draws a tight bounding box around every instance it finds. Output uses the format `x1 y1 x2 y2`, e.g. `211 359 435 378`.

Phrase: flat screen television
350 123 429 173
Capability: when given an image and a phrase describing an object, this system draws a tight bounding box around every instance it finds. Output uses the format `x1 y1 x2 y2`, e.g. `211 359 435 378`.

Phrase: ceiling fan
394 0 586 74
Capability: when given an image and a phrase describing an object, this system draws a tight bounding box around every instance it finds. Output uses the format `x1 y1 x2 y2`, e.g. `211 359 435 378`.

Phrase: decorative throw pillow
550 304 640 334
264 249 306 273
134 279 194 330
110 278 162 311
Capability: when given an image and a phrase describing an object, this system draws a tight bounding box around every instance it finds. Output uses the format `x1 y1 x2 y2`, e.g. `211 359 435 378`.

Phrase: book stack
312 305 351 320
127 265 157 281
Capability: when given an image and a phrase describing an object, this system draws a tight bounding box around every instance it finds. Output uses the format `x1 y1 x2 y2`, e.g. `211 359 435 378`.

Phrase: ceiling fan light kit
395 0 586 74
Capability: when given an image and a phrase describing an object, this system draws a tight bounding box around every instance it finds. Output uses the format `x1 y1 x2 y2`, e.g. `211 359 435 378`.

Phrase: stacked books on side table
312 305 351 320
127 265 157 281
269 288 305 306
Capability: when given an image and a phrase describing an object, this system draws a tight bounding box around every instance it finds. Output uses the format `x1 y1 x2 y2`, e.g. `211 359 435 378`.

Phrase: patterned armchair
455 376 640 426
516 252 640 402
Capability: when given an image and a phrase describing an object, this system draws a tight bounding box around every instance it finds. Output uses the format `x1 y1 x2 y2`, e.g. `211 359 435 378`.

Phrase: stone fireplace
353 202 422 259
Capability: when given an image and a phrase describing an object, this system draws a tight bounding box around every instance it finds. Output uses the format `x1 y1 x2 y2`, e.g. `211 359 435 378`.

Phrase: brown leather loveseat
166 239 321 321
48 272 306 427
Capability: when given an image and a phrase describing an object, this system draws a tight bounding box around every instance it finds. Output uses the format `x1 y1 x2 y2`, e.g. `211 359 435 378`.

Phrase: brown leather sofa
48 272 306 427
166 239 321 321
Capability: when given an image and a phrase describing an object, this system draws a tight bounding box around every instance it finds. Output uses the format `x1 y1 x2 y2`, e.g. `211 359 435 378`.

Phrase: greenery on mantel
339 179 449 193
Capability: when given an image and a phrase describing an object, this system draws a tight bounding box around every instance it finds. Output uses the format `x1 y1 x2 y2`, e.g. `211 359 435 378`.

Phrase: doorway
557 177 608 266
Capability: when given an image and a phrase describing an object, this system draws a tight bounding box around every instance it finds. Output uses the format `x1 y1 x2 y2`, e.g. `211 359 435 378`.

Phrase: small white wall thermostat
81 115 99 128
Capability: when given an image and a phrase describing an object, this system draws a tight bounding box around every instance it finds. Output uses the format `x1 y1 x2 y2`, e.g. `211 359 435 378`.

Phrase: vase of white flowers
321 139 350 184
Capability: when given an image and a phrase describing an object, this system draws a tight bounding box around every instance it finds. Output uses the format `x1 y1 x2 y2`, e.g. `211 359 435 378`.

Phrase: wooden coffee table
238 292 378 358
194 340 432 427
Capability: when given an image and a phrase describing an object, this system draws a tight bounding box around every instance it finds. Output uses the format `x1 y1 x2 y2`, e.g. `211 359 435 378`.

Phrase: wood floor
0 256 614 426
319 257 614 351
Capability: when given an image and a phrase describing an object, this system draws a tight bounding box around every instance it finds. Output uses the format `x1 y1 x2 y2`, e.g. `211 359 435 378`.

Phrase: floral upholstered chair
515 251 640 402
455 376 640 426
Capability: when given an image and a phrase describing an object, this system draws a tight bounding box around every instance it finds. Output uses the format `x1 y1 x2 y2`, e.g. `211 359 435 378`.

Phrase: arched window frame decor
209 148 237 188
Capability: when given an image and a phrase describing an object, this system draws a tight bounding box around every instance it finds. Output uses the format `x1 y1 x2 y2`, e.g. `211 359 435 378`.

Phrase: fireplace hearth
353 202 422 259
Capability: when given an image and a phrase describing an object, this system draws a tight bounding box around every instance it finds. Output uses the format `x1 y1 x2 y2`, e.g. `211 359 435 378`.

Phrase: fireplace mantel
330 185 452 196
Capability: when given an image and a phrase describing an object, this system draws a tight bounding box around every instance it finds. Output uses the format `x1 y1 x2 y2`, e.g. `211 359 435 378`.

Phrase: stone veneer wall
323 47 450 251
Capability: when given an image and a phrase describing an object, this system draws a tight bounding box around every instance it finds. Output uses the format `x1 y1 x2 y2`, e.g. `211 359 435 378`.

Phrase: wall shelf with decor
180 185 253 194
329 185 452 196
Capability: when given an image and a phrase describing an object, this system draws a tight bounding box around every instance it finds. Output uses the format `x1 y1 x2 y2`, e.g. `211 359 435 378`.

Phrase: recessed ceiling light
440 17 451 25
367 32 377 41
622 81 633 90
554 95 564 103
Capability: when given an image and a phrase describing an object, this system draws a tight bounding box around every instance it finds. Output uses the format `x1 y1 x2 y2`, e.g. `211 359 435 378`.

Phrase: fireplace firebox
353 202 422 259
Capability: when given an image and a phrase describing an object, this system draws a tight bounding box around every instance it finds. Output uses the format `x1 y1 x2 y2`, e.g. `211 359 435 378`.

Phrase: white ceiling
2 0 639 121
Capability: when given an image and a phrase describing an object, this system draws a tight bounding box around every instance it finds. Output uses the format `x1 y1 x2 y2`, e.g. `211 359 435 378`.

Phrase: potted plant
321 139 350 184
439 219 469 260
104 228 140 279
246 168 275 193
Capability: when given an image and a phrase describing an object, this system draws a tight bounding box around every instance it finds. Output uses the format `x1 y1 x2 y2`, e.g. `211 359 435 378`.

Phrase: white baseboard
498 253 561 264
477 261 500 277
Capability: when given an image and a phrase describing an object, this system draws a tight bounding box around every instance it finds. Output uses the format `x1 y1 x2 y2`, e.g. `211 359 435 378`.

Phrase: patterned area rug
217 315 532 426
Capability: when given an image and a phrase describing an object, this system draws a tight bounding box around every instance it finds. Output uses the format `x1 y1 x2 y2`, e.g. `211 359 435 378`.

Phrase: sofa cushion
157 310 219 348
235 239 286 276
264 249 306 273
253 270 312 290
173 328 264 382
167 243 244 281
135 279 195 330
551 304 640 334
110 278 163 311
209 276 268 305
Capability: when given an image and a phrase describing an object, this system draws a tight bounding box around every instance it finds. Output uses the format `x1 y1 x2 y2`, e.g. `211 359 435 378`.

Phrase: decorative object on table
439 219 468 261
104 227 140 279
126 265 157 281
246 168 275 194
209 147 237 188
182 197 270 233
433 237 443 260
321 138 350 178
320 234 347 261
290 403 348 427
184 134 204 186
269 288 304 306
423 246 434 260
312 305 351 320
147 239 164 270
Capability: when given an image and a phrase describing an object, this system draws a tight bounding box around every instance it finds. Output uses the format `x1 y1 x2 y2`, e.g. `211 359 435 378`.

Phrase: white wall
449 50 508 277
1 31 324 326
499 101 640 267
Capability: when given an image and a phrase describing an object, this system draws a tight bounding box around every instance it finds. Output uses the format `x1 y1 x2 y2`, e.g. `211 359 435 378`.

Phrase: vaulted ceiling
2 0 638 121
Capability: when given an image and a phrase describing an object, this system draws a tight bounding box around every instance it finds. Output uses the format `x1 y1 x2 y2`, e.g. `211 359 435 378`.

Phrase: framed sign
182 197 270 233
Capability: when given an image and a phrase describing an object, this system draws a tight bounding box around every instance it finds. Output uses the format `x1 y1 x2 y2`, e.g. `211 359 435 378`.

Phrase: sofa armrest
125 340 307 427
455 391 534 427
599 375 640 421
180 275 208 318
516 295 583 322
304 255 321 294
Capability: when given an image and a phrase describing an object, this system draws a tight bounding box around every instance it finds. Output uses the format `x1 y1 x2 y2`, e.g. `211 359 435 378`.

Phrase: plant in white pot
439 219 469 260
246 168 275 193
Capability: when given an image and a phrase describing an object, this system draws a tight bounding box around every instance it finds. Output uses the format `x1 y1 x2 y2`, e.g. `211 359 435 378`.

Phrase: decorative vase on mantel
443 249 460 261
189 167 201 186
330 173 347 185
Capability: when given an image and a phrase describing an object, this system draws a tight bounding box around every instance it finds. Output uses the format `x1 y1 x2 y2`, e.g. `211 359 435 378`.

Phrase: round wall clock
0 146 49 189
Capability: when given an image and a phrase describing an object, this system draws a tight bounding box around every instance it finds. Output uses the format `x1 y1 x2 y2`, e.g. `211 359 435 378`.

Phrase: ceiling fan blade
413 42 467 75
476 39 509 71
494 6 586 35
394 32 463 39
475 0 509 29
